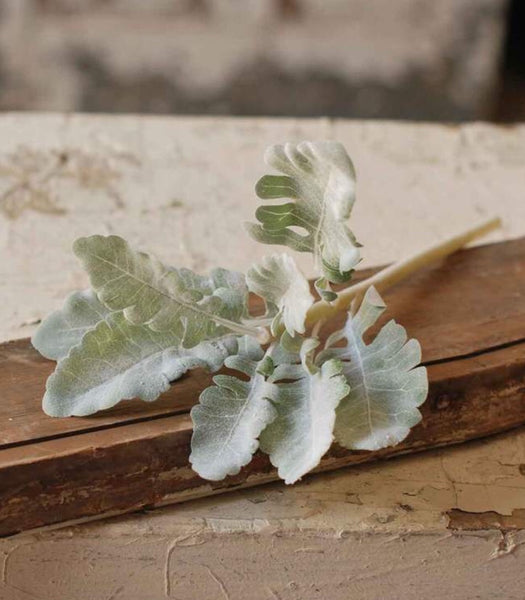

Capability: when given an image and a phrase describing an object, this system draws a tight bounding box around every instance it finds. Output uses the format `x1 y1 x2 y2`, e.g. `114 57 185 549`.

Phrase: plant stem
305 215 501 327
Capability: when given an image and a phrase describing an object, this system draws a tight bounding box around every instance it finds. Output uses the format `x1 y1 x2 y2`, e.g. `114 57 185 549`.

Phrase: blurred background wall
0 0 523 121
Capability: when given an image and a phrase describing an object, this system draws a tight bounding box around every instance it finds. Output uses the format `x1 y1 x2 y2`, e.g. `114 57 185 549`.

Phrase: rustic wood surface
2 237 525 537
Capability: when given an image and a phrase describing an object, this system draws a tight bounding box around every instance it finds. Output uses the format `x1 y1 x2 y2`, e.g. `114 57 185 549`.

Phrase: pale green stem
305 216 501 328
241 324 272 344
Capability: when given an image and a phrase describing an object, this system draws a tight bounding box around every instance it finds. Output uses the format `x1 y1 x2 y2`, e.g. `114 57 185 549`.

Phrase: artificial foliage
33 141 428 484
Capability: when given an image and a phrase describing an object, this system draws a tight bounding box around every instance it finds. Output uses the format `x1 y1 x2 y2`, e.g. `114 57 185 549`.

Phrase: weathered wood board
1 238 525 537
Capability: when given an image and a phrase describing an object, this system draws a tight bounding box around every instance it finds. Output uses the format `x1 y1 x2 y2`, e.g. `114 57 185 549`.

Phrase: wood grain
1 238 525 536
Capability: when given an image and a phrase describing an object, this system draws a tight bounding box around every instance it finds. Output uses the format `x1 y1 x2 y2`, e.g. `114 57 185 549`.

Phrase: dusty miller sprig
32 141 499 484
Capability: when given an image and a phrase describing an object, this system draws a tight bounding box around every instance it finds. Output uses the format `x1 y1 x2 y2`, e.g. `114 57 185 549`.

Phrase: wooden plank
2 238 525 449
1 341 525 537
1 237 525 536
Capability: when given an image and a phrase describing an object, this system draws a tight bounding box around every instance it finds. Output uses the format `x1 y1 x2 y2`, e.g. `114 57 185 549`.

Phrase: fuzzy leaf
247 141 360 283
43 311 236 417
190 336 278 480
32 289 111 360
320 286 428 451
73 235 250 346
259 345 349 484
314 277 338 302
246 253 314 336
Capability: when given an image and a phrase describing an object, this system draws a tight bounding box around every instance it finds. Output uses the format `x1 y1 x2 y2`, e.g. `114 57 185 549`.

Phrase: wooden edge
2 340 525 537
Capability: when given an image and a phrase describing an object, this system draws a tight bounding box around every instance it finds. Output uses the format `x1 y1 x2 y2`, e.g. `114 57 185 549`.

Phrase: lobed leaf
73 235 250 346
190 336 348 484
319 286 428 451
43 311 236 417
247 141 361 283
246 253 314 336
32 289 111 360
314 277 338 302
190 336 278 480
259 344 349 484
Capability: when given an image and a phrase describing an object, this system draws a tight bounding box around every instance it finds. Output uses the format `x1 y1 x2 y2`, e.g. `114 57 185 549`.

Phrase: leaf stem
234 323 272 343
305 215 501 327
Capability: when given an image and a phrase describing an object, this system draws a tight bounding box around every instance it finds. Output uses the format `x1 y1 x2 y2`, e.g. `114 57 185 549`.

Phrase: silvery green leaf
279 330 304 354
190 336 278 481
320 286 428 451
246 253 314 336
259 345 349 484
73 235 251 346
299 336 320 375
247 141 360 283
314 277 338 302
32 289 111 360
43 311 236 417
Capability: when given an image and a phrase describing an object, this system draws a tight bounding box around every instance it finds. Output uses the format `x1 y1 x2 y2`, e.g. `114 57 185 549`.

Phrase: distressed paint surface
2 115 524 343
1 115 525 599
2 433 525 598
